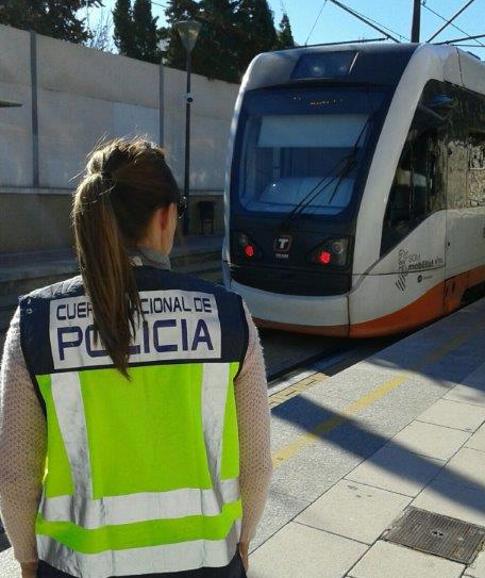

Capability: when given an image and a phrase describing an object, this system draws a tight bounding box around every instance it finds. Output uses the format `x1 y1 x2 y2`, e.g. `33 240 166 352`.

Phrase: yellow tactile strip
269 372 328 409
271 329 478 469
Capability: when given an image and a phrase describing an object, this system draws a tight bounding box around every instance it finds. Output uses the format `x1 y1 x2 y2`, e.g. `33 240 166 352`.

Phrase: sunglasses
177 196 188 219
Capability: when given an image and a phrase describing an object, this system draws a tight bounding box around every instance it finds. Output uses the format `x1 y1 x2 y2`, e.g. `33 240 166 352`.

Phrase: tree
236 0 278 73
192 0 240 83
113 0 135 56
133 0 159 63
113 0 159 62
0 0 103 44
161 0 295 83
276 12 295 50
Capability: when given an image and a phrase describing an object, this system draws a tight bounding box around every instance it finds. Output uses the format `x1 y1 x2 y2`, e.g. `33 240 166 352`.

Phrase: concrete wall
0 24 239 250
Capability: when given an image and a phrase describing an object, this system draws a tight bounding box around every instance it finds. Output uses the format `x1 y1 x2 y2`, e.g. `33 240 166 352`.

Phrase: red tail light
309 238 349 267
234 232 262 260
244 244 255 258
317 250 332 265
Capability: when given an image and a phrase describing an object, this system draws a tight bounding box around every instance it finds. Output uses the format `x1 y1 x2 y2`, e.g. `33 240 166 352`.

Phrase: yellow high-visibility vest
20 266 248 578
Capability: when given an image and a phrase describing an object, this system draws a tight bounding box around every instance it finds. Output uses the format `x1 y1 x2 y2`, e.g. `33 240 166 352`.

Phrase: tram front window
235 87 385 216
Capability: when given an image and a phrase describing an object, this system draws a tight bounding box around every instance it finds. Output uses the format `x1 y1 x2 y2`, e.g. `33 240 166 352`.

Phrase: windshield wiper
278 115 372 232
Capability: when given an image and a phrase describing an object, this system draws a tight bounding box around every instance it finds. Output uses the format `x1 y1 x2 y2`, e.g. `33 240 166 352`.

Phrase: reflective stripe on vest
35 361 242 577
37 521 241 578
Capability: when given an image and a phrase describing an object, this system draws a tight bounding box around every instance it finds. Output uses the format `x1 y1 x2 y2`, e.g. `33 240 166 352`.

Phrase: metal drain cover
384 508 485 564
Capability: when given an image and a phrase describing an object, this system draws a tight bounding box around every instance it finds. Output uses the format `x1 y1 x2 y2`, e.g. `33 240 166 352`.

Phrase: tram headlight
309 238 349 267
292 51 357 80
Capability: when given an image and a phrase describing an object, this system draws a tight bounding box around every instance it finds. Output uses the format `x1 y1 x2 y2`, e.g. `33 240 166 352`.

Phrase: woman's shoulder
19 274 84 304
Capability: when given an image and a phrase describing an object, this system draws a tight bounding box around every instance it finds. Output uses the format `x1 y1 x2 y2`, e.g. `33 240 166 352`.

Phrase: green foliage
113 0 135 56
276 12 295 50
133 0 159 62
192 0 241 83
0 0 103 43
162 0 293 83
236 0 277 73
113 0 160 62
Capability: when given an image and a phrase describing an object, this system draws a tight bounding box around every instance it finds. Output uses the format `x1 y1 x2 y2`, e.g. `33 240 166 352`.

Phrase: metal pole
30 30 39 188
411 0 421 42
427 0 476 42
182 49 192 236
159 60 164 148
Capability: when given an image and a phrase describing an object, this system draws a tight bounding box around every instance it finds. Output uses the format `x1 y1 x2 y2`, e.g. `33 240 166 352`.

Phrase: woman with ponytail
0 138 272 578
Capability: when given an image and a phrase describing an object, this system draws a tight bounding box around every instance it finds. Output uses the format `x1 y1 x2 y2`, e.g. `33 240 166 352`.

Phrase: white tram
223 43 485 337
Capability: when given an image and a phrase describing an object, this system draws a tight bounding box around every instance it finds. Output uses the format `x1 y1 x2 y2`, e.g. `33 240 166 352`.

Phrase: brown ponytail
72 138 180 377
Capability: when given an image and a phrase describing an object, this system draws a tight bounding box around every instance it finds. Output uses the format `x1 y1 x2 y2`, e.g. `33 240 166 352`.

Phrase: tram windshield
234 87 386 216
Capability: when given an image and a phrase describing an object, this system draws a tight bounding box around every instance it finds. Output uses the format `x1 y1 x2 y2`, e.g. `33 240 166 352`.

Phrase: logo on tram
274 235 293 254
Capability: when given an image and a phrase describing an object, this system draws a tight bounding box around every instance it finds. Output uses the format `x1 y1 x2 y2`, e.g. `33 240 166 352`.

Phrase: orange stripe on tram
252 265 485 338
351 265 485 337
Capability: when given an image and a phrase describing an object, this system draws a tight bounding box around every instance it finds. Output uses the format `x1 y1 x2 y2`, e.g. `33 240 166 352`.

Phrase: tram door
444 134 468 313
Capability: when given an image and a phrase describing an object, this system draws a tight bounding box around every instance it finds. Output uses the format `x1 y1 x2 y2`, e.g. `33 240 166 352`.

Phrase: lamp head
174 20 202 53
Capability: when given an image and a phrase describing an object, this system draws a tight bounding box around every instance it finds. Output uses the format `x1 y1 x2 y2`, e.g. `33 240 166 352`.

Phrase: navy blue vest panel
19 266 249 380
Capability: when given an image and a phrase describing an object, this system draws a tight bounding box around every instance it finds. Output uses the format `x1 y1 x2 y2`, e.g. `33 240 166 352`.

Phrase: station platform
249 296 485 578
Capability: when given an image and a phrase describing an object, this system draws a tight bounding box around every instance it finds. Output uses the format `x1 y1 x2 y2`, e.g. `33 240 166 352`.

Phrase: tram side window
468 133 485 207
381 125 440 255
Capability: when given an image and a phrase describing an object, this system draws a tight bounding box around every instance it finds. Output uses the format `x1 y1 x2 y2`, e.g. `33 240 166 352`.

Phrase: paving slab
444 363 485 408
0 548 21 578
295 479 410 544
412 478 485 527
248 522 367 578
464 545 485 578
422 338 485 387
250 490 311 552
346 445 445 497
388 420 470 461
432 447 485 491
348 540 465 578
466 423 485 452
270 398 382 503
445 385 485 408
416 399 485 432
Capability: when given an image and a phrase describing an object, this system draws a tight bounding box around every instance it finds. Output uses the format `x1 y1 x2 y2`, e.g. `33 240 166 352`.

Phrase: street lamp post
174 20 202 236
157 39 167 149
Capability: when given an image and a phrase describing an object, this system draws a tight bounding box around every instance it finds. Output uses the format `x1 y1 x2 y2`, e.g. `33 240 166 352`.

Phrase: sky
86 0 485 59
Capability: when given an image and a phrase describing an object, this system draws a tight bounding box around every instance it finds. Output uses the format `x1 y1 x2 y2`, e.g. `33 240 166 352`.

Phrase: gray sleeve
0 308 46 563
234 303 272 543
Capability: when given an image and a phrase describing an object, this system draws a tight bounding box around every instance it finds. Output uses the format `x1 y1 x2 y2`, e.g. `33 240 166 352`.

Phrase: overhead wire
345 4 409 41
436 32 485 44
151 1 168 9
305 0 328 45
325 0 407 42
421 0 485 47
427 0 476 42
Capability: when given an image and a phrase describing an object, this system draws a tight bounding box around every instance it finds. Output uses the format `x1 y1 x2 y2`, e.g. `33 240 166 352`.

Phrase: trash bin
197 201 215 235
